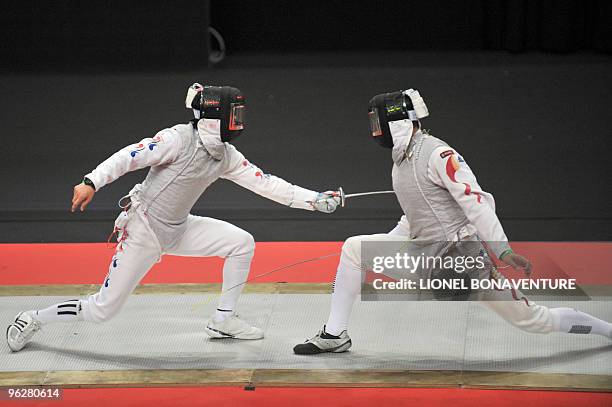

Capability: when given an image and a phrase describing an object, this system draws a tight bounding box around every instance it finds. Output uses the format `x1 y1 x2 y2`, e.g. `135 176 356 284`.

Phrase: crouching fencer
294 89 612 354
7 83 340 352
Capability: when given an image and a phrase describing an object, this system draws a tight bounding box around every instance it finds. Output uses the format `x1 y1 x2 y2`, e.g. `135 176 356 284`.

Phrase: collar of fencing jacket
390 119 416 164
196 118 226 160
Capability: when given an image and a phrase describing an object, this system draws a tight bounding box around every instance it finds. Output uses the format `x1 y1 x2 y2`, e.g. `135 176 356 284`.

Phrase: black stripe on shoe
14 320 27 329
206 326 235 338
58 303 78 308
58 311 78 315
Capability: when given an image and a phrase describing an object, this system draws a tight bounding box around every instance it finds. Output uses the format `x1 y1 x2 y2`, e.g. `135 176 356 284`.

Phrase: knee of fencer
229 230 255 257
91 304 121 323
341 236 362 267
93 310 116 323
84 297 124 323
505 304 553 334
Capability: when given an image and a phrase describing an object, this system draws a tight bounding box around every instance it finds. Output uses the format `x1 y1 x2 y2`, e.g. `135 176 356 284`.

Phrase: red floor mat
0 242 609 285
4 387 612 407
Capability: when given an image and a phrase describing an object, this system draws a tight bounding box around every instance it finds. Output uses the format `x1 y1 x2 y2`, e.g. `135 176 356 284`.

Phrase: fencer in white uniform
294 89 612 354
7 83 340 352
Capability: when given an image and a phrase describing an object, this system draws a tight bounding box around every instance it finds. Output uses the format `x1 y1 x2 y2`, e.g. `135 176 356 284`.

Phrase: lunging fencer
294 89 612 354
6 83 340 352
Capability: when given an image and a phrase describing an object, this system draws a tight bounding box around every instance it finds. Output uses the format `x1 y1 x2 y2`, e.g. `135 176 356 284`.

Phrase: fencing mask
185 83 246 142
368 89 429 148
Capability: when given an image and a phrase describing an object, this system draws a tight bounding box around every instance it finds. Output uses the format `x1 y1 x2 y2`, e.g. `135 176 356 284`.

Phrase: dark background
0 0 610 242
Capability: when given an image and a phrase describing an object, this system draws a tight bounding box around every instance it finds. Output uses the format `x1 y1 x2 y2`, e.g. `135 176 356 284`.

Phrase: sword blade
337 186 395 207
344 190 395 198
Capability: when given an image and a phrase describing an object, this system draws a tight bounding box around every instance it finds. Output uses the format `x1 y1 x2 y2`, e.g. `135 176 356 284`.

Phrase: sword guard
338 186 345 207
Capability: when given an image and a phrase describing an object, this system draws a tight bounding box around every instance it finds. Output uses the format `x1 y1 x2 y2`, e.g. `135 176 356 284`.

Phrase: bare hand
501 252 532 276
71 183 95 212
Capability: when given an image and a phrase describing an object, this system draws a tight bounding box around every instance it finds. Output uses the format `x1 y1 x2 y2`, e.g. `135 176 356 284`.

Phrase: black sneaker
293 326 352 354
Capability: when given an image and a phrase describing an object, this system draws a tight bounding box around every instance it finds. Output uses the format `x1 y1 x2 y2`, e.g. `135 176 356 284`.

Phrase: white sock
550 307 612 338
215 251 252 322
29 299 84 324
325 254 362 336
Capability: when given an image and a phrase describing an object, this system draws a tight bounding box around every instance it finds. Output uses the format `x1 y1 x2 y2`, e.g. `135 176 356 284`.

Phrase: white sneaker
293 325 352 354
6 312 41 352
204 314 264 340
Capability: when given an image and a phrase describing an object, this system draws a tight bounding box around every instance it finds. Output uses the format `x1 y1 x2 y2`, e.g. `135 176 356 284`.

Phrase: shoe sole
332 340 352 353
6 325 18 352
6 312 25 352
204 325 264 340
294 339 352 355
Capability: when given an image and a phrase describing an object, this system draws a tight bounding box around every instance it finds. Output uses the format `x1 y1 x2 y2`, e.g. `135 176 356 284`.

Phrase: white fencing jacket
390 120 511 259
85 119 318 249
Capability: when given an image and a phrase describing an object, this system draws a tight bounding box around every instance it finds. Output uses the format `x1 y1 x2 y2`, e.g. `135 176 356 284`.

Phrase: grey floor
1 294 611 375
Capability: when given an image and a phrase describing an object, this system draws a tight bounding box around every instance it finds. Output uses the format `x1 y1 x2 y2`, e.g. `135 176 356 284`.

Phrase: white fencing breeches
325 228 611 338
166 215 255 313
77 209 254 323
